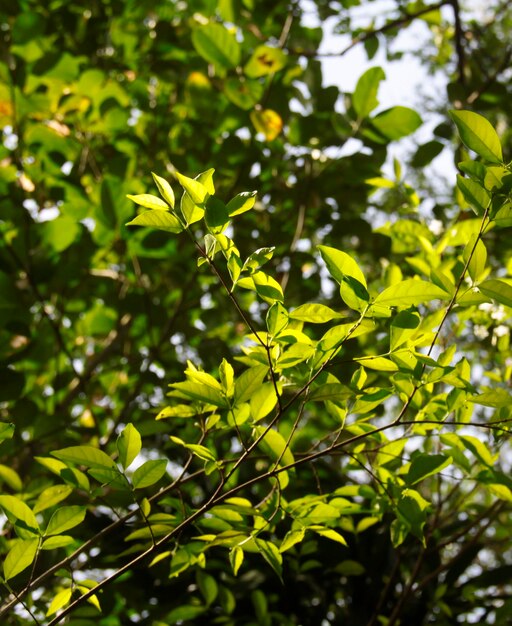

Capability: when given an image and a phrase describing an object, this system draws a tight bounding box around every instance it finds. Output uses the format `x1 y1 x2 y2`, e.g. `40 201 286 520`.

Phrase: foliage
0 1 511 625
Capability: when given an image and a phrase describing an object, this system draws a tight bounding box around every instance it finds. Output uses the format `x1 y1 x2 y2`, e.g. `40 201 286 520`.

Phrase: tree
0 1 511 624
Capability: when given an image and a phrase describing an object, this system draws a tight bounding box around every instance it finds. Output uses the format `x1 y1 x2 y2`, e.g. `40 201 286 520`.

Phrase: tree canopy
0 0 511 624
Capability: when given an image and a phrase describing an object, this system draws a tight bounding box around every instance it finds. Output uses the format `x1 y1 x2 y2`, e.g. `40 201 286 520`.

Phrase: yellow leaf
250 109 283 141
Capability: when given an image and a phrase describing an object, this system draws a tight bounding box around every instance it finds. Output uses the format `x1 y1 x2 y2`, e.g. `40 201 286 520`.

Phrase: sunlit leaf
132 459 168 489
353 66 385 118
449 110 503 164
126 210 184 233
117 423 142 471
45 506 86 536
3 538 39 580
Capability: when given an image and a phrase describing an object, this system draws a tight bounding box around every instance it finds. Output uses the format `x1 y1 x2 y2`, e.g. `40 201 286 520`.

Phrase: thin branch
288 1 447 58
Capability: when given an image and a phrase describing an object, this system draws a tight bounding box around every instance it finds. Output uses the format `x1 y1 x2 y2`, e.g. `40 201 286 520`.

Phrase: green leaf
390 310 421 351
46 588 73 617
373 279 450 308
197 571 218 605
317 245 367 287
250 382 279 421
478 279 512 307
280 527 306 552
469 388 512 408
3 538 39 580
224 77 263 110
180 190 205 226
310 526 347 546
41 536 74 550
126 210 184 233
253 425 294 467
170 436 217 462
132 459 168 489
169 380 229 408
370 106 422 140
52 445 116 470
46 506 86 536
35 456 90 492
353 66 385 118
238 271 284 303
33 485 73 514
0 422 14 441
234 365 269 404
406 454 452 485
266 301 289 336
456 175 490 215
0 495 40 537
229 546 244 575
0 464 22 491
255 538 283 580
227 190 257 216
244 45 287 77
117 423 142 471
289 303 343 323
126 194 169 210
449 110 503 164
463 235 487 282
205 196 230 234
151 172 175 208
219 358 235 397
174 171 208 205
242 247 275 274
354 356 398 371
192 23 241 71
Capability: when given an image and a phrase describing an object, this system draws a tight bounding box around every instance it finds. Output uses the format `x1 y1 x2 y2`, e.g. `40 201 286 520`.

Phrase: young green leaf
390 310 421 351
3 538 39 580
229 546 244 576
51 445 117 470
174 171 208 204
234 365 269 404
227 190 257 216
117 423 142 471
353 66 385 119
169 380 229 408
180 190 205 226
250 383 279 421
370 106 422 140
449 110 503 164
478 279 512 307
126 210 184 233
205 196 230 234
317 245 367 287
406 454 452 485
289 303 343 323
253 426 294 467
373 279 450 308
0 422 14 442
266 301 289 336
192 23 241 71
126 194 169 210
151 172 175 208
132 459 168 489
463 235 487 282
456 175 490 215
0 495 40 537
279 527 306 552
255 539 283 580
45 506 86 536
46 588 73 617
33 485 73 514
